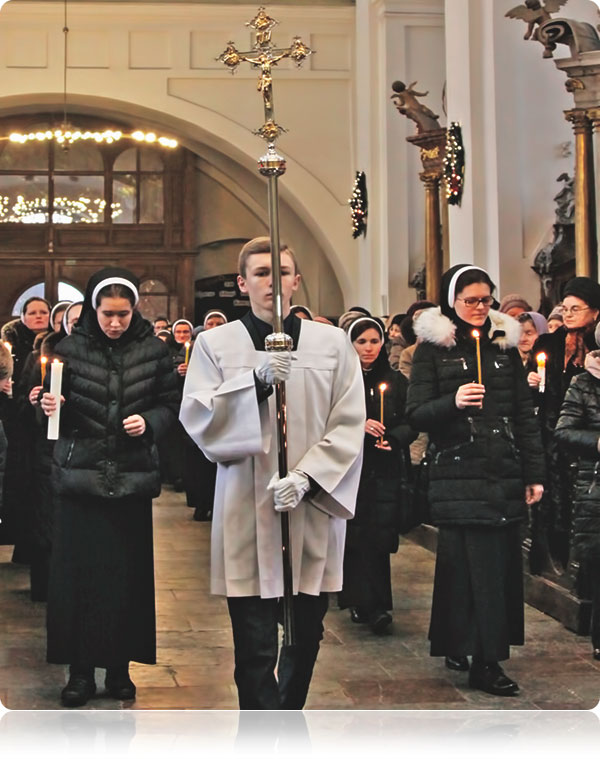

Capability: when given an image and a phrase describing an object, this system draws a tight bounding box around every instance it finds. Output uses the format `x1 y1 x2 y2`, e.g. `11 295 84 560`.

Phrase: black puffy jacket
554 370 600 561
406 308 546 527
51 311 179 500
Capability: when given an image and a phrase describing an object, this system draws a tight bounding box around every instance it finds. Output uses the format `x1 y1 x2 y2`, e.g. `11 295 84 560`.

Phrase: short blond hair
238 236 300 278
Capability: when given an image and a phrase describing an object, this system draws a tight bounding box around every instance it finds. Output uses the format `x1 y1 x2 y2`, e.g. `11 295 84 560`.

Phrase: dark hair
517 313 534 326
238 236 300 278
350 317 384 342
153 315 169 325
455 269 496 296
22 297 50 316
96 283 136 308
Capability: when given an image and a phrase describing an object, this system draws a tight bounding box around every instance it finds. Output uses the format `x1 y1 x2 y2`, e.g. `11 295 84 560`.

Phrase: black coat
50 311 179 500
532 326 597 537
406 308 545 527
0 319 45 397
554 371 600 561
0 420 6 514
348 361 416 554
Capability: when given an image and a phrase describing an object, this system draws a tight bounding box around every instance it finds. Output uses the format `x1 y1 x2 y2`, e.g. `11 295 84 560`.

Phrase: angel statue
505 0 569 58
390 81 441 134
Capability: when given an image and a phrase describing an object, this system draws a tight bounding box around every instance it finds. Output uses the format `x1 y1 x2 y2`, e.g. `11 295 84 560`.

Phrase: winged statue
506 0 568 41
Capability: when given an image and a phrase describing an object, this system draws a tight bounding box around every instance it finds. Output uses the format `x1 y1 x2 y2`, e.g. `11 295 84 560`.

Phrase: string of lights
0 194 123 224
2 129 177 148
443 121 465 206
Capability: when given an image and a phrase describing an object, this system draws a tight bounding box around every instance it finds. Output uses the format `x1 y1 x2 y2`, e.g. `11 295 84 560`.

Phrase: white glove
267 470 310 512
255 351 292 386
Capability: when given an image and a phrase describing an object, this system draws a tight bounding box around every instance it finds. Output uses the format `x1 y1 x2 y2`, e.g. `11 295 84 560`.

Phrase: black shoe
193 507 212 522
61 674 96 707
469 662 519 697
105 669 136 700
350 607 368 624
445 655 470 672
593 648 600 661
369 610 392 635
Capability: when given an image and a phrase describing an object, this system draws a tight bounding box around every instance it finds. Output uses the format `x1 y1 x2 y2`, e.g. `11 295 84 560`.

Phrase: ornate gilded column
406 129 447 304
586 107 600 275
421 172 443 303
565 109 596 279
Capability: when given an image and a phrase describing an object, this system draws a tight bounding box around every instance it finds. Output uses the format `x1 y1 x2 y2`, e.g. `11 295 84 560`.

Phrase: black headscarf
76 267 141 344
440 264 495 342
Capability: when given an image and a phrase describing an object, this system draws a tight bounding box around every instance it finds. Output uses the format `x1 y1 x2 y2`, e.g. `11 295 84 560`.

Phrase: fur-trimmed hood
413 306 521 351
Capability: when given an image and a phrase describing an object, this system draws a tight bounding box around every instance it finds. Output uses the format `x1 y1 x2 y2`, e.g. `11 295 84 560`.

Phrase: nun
406 264 545 697
40 267 179 707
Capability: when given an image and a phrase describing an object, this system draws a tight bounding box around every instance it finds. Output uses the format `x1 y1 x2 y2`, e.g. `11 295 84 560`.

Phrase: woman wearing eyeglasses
406 264 545 698
527 277 600 572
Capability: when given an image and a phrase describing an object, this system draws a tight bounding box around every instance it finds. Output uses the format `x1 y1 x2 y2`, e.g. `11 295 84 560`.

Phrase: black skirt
46 494 156 668
428 523 524 662
338 541 393 613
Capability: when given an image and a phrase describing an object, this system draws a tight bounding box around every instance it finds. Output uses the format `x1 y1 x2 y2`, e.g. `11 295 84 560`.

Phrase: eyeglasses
562 306 590 315
456 296 494 308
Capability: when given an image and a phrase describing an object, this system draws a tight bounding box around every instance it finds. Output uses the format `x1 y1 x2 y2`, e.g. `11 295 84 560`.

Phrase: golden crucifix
217 8 314 649
217 7 313 142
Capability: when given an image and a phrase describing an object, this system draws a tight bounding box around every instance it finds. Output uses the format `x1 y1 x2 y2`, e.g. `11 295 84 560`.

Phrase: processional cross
217 8 314 648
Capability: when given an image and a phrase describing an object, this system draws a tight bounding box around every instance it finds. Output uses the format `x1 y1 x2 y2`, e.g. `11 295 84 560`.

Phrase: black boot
469 660 519 696
445 655 470 671
105 664 136 700
369 609 392 635
61 666 96 707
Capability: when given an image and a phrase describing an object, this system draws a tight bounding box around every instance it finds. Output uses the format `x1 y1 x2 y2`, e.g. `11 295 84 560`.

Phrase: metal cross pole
217 7 313 648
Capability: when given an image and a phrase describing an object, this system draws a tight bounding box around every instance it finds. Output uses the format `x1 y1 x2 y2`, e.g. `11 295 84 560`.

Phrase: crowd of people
0 238 599 710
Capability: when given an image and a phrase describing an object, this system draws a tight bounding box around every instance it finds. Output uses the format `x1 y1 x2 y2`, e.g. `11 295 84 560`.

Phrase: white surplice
179 318 365 598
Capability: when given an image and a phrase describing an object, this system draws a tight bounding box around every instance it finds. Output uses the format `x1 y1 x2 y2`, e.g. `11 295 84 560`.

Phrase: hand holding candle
536 352 546 393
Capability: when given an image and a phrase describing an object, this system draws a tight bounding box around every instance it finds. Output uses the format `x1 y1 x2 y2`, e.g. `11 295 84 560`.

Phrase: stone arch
0 93 347 315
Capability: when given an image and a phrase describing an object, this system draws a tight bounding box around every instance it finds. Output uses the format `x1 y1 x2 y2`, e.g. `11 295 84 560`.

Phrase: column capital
419 171 441 189
565 109 592 133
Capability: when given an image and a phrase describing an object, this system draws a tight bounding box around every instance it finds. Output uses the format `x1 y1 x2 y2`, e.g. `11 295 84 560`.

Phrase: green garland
444 122 464 206
348 170 368 239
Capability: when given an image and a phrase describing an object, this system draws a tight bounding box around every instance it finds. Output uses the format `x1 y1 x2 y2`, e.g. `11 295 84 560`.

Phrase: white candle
47 359 63 440
536 352 546 394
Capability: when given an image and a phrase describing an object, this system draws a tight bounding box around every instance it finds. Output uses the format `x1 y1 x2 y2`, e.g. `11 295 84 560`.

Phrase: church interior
1 0 600 731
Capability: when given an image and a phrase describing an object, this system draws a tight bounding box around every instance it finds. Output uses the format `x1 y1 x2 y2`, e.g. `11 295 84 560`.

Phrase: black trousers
226 593 329 710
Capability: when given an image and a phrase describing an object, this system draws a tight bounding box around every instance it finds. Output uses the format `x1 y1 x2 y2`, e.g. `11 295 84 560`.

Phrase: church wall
0 1 353 314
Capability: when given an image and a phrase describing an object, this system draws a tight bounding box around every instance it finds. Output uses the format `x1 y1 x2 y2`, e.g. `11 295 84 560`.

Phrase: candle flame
41 356 47 364
52 358 61 365
471 330 480 338
379 383 387 392
185 341 191 348
536 352 546 366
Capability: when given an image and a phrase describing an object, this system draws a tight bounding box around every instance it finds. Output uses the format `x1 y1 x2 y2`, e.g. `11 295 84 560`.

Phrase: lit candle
47 359 63 441
536 352 546 393
40 355 48 386
3 341 12 357
379 382 387 445
472 330 482 385
184 341 191 365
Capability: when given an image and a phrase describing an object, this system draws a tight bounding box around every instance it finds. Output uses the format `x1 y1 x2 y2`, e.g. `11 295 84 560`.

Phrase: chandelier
0 194 123 224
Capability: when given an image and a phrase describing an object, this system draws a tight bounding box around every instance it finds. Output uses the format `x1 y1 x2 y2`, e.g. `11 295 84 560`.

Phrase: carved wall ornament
565 77 585 93
420 146 440 161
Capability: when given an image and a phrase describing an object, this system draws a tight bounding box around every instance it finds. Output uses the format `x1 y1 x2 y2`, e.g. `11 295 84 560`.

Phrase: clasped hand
255 351 293 386
267 470 310 512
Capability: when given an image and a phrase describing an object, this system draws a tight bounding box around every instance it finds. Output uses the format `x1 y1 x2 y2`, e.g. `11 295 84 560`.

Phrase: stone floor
0 487 599 711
